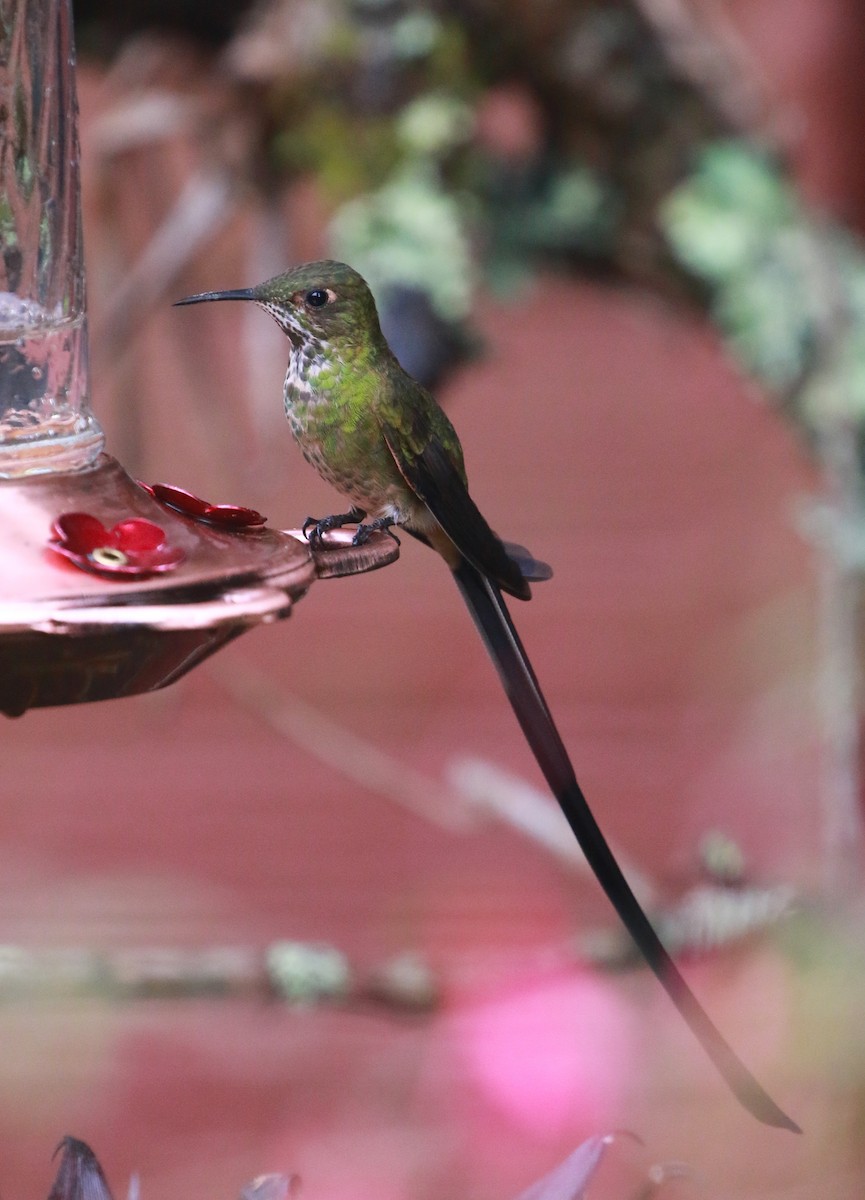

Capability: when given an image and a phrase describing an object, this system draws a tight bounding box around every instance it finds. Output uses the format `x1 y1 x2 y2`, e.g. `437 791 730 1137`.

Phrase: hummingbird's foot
352 517 401 547
303 508 366 548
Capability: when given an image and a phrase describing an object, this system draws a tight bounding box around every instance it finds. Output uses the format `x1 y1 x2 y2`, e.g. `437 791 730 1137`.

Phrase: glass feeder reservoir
0 0 397 717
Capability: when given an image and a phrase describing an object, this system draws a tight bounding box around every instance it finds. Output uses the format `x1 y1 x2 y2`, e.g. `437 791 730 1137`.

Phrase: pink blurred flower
49 513 185 578
454 973 635 1137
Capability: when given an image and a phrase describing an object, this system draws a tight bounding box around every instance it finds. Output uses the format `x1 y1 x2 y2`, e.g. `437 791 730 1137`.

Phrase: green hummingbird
176 260 798 1133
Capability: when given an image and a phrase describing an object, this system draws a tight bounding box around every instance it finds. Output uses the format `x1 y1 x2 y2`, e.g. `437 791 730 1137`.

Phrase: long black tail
453 558 799 1132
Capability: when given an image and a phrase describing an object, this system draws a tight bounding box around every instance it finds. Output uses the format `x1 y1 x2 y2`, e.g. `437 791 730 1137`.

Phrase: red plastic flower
139 482 266 528
49 512 185 578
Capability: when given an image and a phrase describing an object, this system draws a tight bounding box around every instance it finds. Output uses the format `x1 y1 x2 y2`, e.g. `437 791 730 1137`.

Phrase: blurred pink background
3 3 865 1198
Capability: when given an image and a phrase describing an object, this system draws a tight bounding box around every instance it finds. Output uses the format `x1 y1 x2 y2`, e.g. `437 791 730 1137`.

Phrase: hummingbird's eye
305 288 329 309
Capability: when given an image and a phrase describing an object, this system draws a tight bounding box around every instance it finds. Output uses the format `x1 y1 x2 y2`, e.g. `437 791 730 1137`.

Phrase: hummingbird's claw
351 517 399 547
303 508 367 548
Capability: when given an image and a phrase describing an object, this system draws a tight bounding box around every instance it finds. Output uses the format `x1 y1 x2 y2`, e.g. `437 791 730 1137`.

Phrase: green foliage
273 106 402 202
329 166 474 320
396 92 474 158
662 140 865 433
13 80 34 200
813 237 865 423
662 141 818 393
262 3 479 340
243 6 865 428
496 163 619 258
662 141 794 280
799 340 860 426
713 242 816 393
0 194 18 251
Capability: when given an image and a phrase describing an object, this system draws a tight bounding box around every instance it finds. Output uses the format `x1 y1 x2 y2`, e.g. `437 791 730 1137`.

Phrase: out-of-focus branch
580 879 797 969
208 658 657 899
93 167 237 354
0 942 438 1012
209 660 798 955
207 659 474 834
446 756 657 903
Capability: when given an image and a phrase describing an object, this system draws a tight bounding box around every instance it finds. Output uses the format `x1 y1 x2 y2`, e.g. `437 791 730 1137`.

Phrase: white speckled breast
281 345 423 527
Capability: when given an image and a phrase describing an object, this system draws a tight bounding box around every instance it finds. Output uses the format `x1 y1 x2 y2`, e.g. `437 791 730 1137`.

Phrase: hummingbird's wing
380 422 531 600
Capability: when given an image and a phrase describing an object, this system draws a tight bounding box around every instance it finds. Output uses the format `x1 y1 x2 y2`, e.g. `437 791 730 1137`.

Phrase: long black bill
452 556 801 1134
173 288 257 307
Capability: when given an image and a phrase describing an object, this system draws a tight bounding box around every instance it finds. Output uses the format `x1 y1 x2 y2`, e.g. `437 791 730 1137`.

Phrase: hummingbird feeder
0 0 397 719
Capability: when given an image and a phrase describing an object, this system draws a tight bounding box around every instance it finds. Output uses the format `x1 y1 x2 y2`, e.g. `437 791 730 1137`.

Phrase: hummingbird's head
175 260 384 353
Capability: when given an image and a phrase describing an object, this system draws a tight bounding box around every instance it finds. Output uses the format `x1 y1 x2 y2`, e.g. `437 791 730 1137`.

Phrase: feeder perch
0 0 397 718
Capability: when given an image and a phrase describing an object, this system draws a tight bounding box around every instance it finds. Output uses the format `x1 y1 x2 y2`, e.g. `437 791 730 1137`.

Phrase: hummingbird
176 260 798 1132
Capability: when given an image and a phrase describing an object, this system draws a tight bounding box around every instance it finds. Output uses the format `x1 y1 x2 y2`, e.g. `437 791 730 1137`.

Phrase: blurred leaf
397 93 474 157
516 166 617 254
330 167 474 320
389 10 442 60
48 1139 114 1200
239 1174 299 1200
272 108 401 200
661 141 795 283
266 941 351 1003
801 340 865 425
715 251 815 391
693 141 792 223
662 191 758 279
513 1136 610 1200
661 140 839 399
